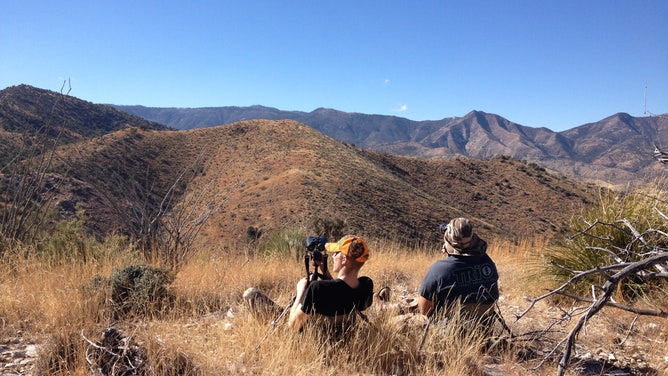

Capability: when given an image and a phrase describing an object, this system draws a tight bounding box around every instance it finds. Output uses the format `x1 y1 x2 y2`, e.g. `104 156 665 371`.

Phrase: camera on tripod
304 236 328 280
306 236 327 262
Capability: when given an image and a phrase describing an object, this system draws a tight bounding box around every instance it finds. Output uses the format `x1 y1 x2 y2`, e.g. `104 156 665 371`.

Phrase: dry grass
1 236 667 375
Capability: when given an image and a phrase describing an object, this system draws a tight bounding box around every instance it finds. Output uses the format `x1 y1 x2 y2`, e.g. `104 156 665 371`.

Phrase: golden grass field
1 235 666 375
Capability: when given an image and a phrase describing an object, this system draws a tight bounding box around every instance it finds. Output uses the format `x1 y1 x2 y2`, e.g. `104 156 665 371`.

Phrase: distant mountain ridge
113 104 668 186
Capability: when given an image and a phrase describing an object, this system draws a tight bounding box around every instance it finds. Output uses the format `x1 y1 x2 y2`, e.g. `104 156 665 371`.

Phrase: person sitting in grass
418 217 499 325
244 235 374 336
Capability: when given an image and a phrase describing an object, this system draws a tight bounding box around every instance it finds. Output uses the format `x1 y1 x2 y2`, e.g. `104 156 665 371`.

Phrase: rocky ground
1 291 666 375
1 333 38 376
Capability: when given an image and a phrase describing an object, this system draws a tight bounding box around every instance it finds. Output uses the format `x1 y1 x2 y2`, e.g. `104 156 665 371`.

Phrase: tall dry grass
2 233 664 375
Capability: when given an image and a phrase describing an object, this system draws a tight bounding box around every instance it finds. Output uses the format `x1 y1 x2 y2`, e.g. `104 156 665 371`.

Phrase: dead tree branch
556 252 668 376
554 291 668 318
0 84 70 253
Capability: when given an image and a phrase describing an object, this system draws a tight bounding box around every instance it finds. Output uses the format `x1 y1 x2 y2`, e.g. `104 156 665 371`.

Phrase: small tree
95 146 236 270
0 80 71 254
153 157 234 269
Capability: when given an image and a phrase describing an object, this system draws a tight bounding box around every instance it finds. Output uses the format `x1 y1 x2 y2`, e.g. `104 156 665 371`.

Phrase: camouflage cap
444 218 474 248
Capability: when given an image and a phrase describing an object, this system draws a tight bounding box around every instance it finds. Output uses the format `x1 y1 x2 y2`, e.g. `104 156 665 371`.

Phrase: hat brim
444 241 459 255
325 242 340 253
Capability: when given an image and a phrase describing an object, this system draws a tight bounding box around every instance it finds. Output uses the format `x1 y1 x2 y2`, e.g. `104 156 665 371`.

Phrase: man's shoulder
446 253 496 264
358 276 373 285
357 276 374 291
311 279 342 288
427 255 492 272
311 277 373 292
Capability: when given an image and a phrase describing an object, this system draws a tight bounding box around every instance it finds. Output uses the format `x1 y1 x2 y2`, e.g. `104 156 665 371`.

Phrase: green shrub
258 227 306 261
106 264 175 318
543 179 668 299
34 207 95 264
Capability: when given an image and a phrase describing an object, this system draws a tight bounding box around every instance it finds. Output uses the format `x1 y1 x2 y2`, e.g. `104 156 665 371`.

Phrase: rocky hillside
0 85 602 245
22 120 599 245
0 84 168 142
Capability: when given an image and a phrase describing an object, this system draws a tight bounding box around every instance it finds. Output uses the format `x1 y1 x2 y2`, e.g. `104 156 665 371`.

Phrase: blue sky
2 1 667 131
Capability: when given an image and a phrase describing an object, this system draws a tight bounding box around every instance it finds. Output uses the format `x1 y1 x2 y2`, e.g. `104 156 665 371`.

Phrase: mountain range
112 104 668 187
0 84 605 244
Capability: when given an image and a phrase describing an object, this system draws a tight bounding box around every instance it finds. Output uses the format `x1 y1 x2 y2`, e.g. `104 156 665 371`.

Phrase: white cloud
384 79 390 85
393 104 408 113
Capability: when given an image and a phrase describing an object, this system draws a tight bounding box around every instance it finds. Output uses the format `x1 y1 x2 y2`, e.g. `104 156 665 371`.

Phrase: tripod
253 248 329 351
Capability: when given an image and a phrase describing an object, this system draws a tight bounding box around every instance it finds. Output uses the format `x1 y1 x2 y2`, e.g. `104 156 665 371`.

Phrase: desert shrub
246 225 262 243
32 207 103 265
259 227 305 261
100 264 175 319
542 179 668 299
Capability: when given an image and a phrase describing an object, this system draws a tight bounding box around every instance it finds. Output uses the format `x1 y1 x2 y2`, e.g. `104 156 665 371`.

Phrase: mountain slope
51 120 599 246
0 85 169 140
552 113 666 184
0 84 171 169
0 85 607 245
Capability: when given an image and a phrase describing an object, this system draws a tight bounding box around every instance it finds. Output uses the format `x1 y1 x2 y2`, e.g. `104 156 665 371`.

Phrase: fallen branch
556 252 668 376
516 262 631 320
554 291 668 318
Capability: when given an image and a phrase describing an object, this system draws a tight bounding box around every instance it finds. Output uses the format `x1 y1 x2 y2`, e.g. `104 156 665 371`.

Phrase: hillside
112 103 668 186
0 85 169 138
4 84 667 187
0 85 602 245
48 120 599 246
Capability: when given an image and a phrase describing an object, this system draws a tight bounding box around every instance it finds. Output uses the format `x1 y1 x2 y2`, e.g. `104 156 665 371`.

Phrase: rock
0 337 38 376
23 345 38 358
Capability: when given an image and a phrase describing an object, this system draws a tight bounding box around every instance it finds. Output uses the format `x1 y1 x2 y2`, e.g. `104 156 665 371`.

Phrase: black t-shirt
300 276 374 317
418 254 499 310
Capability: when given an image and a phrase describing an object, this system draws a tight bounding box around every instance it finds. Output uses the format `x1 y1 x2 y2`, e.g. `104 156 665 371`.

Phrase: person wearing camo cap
417 218 499 321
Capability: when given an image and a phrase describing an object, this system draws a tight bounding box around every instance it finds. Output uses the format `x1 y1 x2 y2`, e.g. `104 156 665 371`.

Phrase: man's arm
418 295 434 316
288 278 309 331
